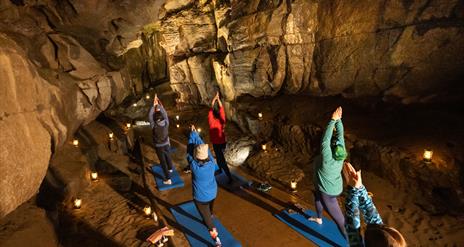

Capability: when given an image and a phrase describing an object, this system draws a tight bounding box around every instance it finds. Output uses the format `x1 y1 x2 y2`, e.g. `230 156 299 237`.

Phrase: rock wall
158 0 464 105
0 0 164 217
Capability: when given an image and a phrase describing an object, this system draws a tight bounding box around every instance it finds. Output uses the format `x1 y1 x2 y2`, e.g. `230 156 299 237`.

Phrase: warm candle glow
143 205 152 216
175 115 180 121
152 212 158 222
258 112 263 119
198 128 202 133
91 172 98 181
176 124 180 128
290 180 297 190
262 144 267 151
132 103 137 107
72 139 79 147
108 132 114 140
145 94 150 99
126 123 131 128
423 149 433 162
73 198 82 209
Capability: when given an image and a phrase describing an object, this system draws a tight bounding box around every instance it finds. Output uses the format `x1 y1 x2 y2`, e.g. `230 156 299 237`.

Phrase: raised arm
148 106 155 128
321 120 336 161
334 119 345 147
219 104 226 124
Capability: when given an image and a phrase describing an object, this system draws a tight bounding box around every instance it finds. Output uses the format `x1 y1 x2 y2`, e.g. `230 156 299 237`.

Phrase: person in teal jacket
186 125 222 246
343 162 406 247
309 106 348 238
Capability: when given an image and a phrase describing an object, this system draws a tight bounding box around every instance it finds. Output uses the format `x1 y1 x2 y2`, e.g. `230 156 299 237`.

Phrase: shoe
163 179 172 185
214 236 222 247
257 183 272 192
183 167 191 174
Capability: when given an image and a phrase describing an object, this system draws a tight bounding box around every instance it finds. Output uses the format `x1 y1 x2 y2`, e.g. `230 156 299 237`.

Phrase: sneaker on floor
214 236 222 247
183 167 191 174
163 179 172 185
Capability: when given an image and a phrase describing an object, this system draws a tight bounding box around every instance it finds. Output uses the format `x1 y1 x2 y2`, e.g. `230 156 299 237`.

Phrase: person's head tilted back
194 144 209 162
333 145 347 161
212 101 220 119
364 224 407 247
153 106 164 123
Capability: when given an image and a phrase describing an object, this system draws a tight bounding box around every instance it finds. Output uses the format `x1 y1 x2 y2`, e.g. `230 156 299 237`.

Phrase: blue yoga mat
169 146 177 153
170 201 241 247
150 164 184 191
275 209 348 247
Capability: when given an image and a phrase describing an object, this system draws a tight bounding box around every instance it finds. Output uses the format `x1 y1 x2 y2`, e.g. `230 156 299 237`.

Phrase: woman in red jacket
208 92 233 184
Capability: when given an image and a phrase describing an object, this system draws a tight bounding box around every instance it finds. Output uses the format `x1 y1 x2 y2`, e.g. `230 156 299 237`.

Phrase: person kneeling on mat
309 106 348 239
187 124 222 247
148 94 174 185
343 162 406 247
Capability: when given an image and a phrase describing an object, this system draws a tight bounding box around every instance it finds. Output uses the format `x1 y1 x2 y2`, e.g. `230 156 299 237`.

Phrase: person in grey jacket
148 94 173 185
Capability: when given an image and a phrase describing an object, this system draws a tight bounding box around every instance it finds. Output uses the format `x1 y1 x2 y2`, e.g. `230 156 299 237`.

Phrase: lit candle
258 112 263 119
152 212 158 222
175 115 180 121
423 149 433 162
72 139 79 147
197 128 202 133
108 132 114 140
143 205 152 216
73 198 82 209
145 94 150 99
176 124 180 128
262 144 267 151
133 103 137 107
126 123 131 128
290 180 297 190
91 172 98 181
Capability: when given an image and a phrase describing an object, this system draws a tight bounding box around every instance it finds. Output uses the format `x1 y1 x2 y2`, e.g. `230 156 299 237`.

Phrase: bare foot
308 217 323 224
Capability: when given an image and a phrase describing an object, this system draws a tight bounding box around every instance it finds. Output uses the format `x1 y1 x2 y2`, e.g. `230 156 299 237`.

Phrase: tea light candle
176 124 180 128
197 128 202 133
132 103 137 107
262 144 267 151
290 180 297 191
145 94 150 99
91 172 98 181
258 112 263 119
143 205 152 216
175 115 180 121
108 132 114 140
126 123 131 128
73 198 82 209
72 139 79 147
423 149 433 162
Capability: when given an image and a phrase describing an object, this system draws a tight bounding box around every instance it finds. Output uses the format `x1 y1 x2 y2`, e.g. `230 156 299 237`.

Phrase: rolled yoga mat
150 164 184 191
275 208 348 247
170 201 241 247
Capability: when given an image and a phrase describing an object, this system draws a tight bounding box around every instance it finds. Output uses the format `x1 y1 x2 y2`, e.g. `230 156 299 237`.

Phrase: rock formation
157 0 464 105
0 0 164 217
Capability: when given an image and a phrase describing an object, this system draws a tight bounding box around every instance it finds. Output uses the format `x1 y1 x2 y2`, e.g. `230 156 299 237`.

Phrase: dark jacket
148 104 170 147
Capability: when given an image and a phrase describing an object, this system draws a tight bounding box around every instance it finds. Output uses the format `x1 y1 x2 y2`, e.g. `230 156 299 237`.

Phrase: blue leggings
314 190 348 239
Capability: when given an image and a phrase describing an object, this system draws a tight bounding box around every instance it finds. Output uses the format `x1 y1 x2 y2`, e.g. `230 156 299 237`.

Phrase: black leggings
155 145 173 180
194 199 215 230
212 143 232 181
314 190 348 239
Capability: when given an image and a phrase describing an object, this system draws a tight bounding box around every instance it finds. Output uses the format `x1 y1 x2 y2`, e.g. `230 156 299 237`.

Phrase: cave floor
2 98 463 247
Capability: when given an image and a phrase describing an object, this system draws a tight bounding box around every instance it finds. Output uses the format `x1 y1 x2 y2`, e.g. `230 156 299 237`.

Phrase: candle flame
72 139 79 146
73 198 82 208
143 206 152 216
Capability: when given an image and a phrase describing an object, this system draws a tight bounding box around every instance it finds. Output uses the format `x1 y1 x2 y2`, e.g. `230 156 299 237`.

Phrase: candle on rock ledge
423 149 433 162
73 198 82 209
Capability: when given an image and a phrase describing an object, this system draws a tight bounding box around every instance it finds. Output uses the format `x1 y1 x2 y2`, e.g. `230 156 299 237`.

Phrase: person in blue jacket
187 124 222 247
343 162 406 247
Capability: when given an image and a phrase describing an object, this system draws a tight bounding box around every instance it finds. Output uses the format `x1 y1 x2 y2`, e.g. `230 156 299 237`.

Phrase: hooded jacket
148 104 170 147
186 131 219 202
